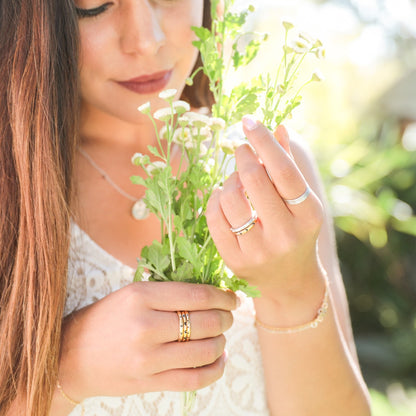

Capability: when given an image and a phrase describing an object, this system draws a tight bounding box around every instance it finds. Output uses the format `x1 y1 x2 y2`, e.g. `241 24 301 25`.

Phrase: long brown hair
0 0 212 414
0 0 79 414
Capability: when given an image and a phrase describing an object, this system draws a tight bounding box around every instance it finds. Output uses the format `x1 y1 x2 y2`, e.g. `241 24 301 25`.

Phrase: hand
58 282 237 401
206 116 324 299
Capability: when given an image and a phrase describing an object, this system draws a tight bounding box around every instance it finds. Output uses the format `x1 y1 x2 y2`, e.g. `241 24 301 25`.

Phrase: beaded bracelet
255 280 330 334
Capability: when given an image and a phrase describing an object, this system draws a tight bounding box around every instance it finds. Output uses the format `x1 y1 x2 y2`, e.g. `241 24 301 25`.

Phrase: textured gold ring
177 311 191 342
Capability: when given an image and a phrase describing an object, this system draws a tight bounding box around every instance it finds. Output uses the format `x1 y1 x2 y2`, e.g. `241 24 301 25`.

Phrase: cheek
166 0 204 42
78 24 114 76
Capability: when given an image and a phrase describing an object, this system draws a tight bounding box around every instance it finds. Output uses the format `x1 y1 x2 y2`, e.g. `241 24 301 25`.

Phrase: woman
0 0 371 415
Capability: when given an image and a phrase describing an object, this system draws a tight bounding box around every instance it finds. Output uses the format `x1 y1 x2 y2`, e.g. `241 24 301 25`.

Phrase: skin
49 0 371 415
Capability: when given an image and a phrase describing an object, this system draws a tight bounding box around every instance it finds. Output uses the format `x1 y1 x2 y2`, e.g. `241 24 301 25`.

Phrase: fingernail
224 349 229 363
236 295 241 309
242 115 259 131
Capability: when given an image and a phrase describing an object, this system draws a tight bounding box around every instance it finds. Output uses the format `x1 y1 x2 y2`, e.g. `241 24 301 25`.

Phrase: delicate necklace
78 147 149 220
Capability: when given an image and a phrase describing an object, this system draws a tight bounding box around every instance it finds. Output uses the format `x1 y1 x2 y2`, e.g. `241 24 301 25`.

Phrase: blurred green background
233 0 416 413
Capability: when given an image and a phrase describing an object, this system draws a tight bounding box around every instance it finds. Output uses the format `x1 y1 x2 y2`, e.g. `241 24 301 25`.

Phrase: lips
117 70 172 95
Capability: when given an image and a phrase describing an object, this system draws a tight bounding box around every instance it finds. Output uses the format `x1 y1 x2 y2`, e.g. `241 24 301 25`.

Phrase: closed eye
76 3 112 18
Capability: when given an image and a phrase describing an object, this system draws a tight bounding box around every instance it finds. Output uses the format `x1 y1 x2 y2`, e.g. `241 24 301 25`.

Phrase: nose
119 1 165 56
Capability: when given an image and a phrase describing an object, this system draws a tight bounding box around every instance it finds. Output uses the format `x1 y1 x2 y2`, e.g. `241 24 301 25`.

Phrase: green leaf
191 25 211 42
222 275 261 298
171 262 194 282
177 236 201 271
134 260 146 282
130 175 146 186
147 145 162 159
147 241 170 272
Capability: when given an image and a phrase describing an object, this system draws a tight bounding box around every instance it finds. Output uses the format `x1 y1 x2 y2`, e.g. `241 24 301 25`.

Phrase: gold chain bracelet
255 280 330 334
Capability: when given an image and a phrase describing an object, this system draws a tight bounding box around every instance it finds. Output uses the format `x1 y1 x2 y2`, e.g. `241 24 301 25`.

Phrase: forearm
254 270 371 416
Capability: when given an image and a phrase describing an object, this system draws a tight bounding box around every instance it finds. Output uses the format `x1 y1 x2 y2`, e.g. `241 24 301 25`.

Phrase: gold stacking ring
177 311 191 342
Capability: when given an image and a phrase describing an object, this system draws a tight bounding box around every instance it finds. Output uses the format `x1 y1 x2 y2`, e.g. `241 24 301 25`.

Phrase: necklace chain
78 147 138 202
77 147 149 220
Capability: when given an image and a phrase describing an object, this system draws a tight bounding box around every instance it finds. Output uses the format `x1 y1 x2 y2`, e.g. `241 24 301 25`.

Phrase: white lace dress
65 222 269 416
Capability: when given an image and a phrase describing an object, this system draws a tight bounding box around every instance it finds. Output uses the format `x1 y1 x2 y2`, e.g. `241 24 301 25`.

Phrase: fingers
131 281 238 312
273 124 292 157
234 144 289 225
148 309 234 344
149 351 228 392
151 335 226 373
241 115 317 214
206 187 242 259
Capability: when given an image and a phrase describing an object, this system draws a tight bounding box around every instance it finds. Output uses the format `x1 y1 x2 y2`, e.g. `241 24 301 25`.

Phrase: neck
79 102 163 156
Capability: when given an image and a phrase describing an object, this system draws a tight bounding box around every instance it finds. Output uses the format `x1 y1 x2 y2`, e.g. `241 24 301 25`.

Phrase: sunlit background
229 1 416 414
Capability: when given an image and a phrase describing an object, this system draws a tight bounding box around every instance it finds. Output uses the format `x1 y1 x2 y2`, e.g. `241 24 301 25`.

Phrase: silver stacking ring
230 211 258 236
284 186 311 206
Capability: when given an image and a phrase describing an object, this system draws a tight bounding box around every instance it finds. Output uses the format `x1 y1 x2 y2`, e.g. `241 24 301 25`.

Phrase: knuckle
130 316 153 345
124 282 146 306
277 161 298 183
199 341 220 365
190 285 212 307
131 352 149 375
240 164 265 189
219 186 242 210
305 198 324 230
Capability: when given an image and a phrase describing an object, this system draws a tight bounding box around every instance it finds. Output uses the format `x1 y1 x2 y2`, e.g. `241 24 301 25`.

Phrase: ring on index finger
283 186 311 206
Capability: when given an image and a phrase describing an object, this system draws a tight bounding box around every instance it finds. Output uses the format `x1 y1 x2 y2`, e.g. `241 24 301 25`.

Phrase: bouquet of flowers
132 1 324 414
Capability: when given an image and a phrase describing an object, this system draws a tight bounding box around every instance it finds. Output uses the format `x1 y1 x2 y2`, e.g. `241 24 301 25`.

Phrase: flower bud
282 20 294 31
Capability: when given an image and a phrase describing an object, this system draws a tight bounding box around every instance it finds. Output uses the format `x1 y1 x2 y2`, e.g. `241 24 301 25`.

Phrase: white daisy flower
153 107 175 122
192 126 212 140
138 102 151 115
172 100 191 115
146 161 167 175
219 139 235 155
159 89 177 101
131 152 145 166
184 112 210 128
172 128 191 144
178 116 190 128
290 38 311 54
210 117 226 131
315 47 326 60
199 143 208 157
185 140 196 150
159 126 169 140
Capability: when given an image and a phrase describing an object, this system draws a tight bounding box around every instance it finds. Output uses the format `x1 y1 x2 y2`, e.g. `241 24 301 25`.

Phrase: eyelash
75 3 112 19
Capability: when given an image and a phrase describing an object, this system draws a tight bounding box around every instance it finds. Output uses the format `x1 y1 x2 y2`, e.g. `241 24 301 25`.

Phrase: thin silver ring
284 186 311 205
230 211 258 236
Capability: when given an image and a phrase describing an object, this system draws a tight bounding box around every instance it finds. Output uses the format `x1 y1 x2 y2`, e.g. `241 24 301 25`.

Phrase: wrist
254 265 329 329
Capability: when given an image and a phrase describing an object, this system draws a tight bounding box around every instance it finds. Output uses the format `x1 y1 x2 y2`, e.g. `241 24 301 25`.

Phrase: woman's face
75 0 204 123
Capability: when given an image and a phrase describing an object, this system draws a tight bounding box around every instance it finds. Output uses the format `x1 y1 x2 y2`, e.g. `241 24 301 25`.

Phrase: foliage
315 110 416 387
